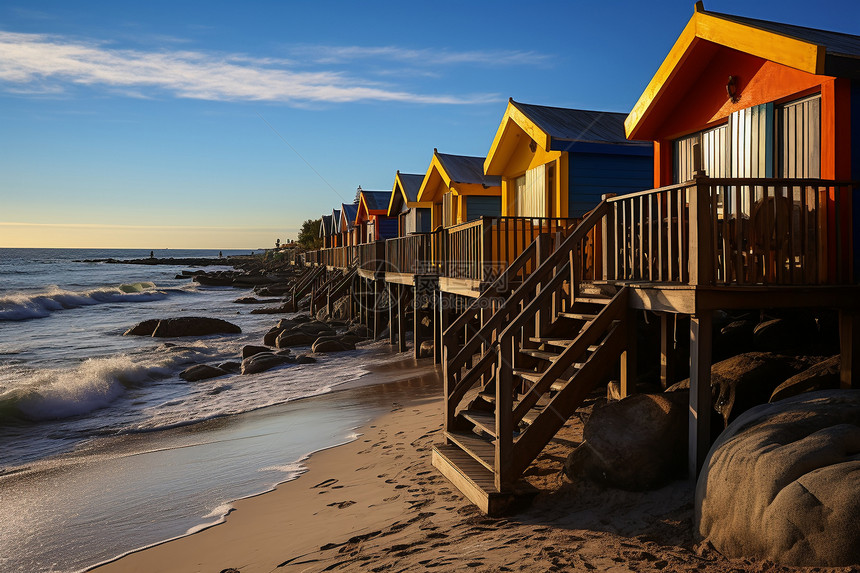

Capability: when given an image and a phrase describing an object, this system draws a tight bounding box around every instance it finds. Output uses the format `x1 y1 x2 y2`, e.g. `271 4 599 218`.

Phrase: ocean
0 248 416 573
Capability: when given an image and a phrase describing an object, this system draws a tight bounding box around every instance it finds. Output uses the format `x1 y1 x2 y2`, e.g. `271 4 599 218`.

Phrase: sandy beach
90 361 856 573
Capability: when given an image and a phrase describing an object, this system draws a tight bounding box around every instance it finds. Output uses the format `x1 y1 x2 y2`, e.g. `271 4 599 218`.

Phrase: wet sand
92 365 855 573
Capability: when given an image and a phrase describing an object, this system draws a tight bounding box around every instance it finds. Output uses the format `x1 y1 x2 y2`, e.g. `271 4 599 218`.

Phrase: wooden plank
446 431 495 473
689 312 713 479
460 410 497 438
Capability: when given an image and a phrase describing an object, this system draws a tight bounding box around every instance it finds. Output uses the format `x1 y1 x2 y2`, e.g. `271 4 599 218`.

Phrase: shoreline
90 368 858 573
82 360 443 573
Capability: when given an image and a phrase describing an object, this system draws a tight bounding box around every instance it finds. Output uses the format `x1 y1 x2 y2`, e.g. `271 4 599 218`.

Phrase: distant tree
275 238 281 249
297 219 323 250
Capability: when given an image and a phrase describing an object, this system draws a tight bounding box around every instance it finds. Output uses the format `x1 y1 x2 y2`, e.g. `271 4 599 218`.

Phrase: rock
275 332 317 348
149 317 242 338
250 304 293 315
714 318 756 360
263 327 285 346
217 361 241 374
419 340 434 358
421 316 432 328
347 325 371 338
753 315 819 353
276 318 300 330
667 352 812 427
311 338 355 353
240 352 291 374
242 345 271 359
770 355 841 402
275 349 294 358
339 334 364 345
180 364 227 382
290 321 335 335
123 319 160 336
696 390 860 567
295 354 316 364
565 393 688 490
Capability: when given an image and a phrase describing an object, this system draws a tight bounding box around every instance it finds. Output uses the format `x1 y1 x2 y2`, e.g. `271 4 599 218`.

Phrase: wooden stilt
619 308 637 397
398 284 407 353
840 310 860 389
388 283 397 346
689 311 713 480
373 279 384 340
660 312 675 389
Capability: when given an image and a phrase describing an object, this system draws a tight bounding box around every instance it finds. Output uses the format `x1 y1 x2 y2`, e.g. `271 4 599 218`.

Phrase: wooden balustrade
599 177 856 287
385 234 431 275
358 241 386 273
440 216 580 282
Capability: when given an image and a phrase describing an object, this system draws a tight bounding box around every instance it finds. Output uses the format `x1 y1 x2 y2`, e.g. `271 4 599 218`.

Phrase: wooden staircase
432 199 630 514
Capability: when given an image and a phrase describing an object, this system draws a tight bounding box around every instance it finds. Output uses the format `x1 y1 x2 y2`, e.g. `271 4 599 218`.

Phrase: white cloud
0 31 500 105
292 45 551 67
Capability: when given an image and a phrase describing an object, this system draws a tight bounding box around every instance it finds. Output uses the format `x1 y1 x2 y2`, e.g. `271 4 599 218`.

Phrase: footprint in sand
311 478 338 489
326 500 356 509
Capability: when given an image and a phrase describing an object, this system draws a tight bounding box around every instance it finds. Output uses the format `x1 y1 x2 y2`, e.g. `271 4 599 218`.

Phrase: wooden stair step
558 312 598 321
574 296 611 305
519 348 562 361
432 444 515 516
512 368 543 383
460 410 497 438
529 337 599 352
445 431 495 473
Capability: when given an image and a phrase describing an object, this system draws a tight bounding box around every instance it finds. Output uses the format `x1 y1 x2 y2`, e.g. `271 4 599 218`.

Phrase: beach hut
340 202 359 247
484 99 653 219
388 171 432 236
625 1 860 278
330 208 342 248
355 188 398 243
416 150 502 229
318 214 334 249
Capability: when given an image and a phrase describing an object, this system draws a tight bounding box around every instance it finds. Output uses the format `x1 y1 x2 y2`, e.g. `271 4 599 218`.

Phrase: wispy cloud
291 45 551 67
0 31 500 105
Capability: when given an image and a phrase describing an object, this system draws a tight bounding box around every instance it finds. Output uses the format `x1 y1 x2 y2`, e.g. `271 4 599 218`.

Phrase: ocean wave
0 283 168 321
0 353 191 424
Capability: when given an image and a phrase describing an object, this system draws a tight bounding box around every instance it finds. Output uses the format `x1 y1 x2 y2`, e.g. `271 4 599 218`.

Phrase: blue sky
1 0 857 248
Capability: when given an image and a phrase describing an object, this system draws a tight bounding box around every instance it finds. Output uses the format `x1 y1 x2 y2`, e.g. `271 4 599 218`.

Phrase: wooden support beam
413 285 422 359
840 309 860 389
373 279 384 340
660 312 675 390
388 283 397 346
398 284 408 353
689 311 713 480
619 308 638 397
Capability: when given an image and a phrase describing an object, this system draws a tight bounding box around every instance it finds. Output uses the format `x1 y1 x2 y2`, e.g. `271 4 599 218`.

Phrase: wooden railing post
495 335 514 491
534 234 551 337
601 193 617 281
689 175 714 286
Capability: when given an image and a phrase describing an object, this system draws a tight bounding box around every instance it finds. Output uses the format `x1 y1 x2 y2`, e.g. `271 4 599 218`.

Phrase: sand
93 371 856 573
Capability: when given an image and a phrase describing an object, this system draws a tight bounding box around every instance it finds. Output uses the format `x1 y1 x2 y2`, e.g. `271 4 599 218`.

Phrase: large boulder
696 390 860 567
241 345 271 359
180 364 227 382
770 355 841 402
123 319 160 336
311 338 355 353
753 315 819 353
667 352 814 427
240 352 292 375
564 393 688 490
275 332 316 348
149 317 241 338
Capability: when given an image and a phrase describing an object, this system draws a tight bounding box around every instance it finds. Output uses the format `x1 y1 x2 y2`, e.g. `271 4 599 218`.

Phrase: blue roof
341 202 358 230
331 209 341 233
512 100 651 150
360 190 390 211
398 173 424 202
319 214 333 237
435 152 501 187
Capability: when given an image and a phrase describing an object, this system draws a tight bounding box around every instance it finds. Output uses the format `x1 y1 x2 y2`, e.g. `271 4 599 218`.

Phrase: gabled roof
485 99 651 174
417 149 502 203
626 1 860 139
388 171 430 216
435 152 501 187
340 203 358 231
319 214 333 237
359 190 390 213
331 209 341 233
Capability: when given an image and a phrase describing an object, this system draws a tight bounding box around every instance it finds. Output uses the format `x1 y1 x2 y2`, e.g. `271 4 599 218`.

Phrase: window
514 165 547 217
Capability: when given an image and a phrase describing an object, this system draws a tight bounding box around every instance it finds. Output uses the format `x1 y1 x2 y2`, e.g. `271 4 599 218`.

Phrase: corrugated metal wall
674 124 729 183
778 95 820 178
570 153 652 217
730 103 774 178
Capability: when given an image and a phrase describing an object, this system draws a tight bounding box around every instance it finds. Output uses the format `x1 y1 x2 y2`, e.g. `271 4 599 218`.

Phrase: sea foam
0 283 168 321
0 353 192 423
